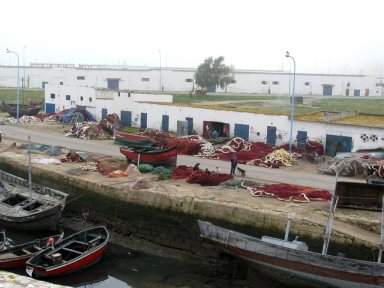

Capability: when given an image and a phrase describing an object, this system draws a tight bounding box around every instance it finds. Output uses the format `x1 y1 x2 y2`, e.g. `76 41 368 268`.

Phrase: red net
242 182 331 202
172 165 233 186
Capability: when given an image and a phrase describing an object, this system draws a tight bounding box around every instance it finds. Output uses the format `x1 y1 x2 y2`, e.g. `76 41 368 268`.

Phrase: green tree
194 56 234 92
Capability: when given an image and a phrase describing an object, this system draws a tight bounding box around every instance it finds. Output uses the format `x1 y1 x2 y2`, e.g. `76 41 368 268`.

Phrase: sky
0 0 383 76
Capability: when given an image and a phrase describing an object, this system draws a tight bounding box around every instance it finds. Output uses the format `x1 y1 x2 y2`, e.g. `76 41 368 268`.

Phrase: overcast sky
1 0 383 76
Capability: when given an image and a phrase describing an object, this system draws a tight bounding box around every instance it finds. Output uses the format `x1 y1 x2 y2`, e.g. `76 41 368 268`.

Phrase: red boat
26 226 109 278
120 145 178 167
0 232 63 269
114 131 155 147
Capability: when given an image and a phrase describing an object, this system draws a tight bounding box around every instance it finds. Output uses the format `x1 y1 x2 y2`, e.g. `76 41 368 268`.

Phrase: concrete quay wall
0 152 379 261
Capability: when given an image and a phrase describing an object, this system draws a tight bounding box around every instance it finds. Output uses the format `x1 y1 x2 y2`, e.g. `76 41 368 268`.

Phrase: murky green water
6 228 284 288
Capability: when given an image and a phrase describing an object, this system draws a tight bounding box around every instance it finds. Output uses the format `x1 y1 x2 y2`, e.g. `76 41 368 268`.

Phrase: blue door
325 134 353 156
162 115 169 132
296 130 308 149
141 113 147 129
353 89 360 96
234 124 249 141
101 108 108 120
121 110 132 126
45 103 55 114
323 85 333 96
186 117 193 134
266 126 276 146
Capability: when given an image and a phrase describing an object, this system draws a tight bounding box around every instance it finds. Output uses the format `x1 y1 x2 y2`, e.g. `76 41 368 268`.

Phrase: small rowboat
0 100 41 118
114 131 155 147
26 226 109 278
0 232 63 269
119 145 178 167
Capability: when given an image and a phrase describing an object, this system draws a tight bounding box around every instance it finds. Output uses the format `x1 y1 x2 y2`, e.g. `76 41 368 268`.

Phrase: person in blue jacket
230 154 238 175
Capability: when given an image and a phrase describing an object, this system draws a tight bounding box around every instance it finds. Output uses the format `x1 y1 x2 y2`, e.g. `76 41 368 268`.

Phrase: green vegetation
194 56 234 91
0 88 382 116
0 88 44 105
172 93 384 115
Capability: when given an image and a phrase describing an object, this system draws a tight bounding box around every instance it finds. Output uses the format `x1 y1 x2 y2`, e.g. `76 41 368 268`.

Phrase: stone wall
0 153 376 261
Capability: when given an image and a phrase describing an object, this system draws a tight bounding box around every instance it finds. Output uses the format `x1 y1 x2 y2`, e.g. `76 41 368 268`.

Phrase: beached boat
114 131 155 147
198 181 384 288
120 145 178 167
0 170 68 231
0 232 64 269
0 136 68 231
0 100 41 117
26 226 109 278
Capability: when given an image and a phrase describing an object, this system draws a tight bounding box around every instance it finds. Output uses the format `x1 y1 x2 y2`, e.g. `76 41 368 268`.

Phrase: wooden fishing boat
0 169 68 231
0 136 68 231
26 226 109 278
198 181 384 288
0 100 41 117
0 232 64 269
114 131 155 147
120 145 178 167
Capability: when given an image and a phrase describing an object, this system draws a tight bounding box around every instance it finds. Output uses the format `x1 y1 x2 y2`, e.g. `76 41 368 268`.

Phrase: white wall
1 64 382 97
45 84 384 152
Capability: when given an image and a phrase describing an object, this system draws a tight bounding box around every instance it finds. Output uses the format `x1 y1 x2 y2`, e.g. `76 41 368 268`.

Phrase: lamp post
159 50 162 91
6 48 20 126
285 51 296 154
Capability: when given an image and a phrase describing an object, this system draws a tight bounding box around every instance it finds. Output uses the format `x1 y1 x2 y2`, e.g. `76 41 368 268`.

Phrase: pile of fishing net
306 140 325 156
195 138 273 160
365 162 384 178
17 143 64 156
246 149 293 168
65 122 111 140
195 137 300 168
139 129 170 147
167 136 203 155
241 182 331 202
131 178 154 190
152 166 172 180
172 165 232 186
318 157 384 178
76 155 128 175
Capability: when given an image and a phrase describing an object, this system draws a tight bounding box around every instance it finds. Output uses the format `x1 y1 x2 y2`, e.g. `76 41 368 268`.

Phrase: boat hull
0 102 41 117
120 145 178 167
114 131 155 147
26 226 109 278
198 220 384 288
0 170 68 231
0 206 63 231
0 234 63 269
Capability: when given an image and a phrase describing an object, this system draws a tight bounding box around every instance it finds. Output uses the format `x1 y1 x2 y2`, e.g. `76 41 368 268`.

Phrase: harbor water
5 227 287 288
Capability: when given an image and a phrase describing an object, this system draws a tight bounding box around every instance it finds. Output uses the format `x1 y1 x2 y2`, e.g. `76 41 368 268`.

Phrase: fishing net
126 164 141 178
138 164 154 173
131 177 154 190
186 170 233 186
171 165 196 180
242 182 331 202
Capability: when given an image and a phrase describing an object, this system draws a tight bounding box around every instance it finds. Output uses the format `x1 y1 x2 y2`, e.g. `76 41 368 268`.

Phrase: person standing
230 154 238 175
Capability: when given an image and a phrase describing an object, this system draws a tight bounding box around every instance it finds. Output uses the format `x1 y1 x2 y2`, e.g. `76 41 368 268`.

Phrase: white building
45 84 384 153
1 63 384 96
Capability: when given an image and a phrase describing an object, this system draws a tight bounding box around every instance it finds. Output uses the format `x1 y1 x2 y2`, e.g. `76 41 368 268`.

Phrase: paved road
0 125 363 191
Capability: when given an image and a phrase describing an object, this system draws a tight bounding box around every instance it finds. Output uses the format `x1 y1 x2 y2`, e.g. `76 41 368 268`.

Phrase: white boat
0 136 68 231
198 180 384 288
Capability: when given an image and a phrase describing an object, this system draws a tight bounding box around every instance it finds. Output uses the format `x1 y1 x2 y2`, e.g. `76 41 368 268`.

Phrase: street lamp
6 48 20 126
159 50 162 91
285 51 296 154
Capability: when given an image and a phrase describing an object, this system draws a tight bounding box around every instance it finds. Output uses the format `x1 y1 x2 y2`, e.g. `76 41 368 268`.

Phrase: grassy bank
1 89 383 116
